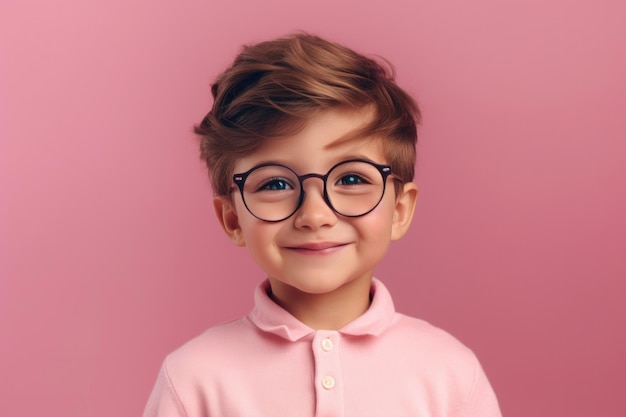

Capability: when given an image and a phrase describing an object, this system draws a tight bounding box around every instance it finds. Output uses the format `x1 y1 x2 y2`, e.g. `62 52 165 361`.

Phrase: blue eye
260 178 293 191
337 174 367 186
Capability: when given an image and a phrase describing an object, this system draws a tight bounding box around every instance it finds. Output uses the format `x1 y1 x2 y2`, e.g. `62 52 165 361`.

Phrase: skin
214 107 418 330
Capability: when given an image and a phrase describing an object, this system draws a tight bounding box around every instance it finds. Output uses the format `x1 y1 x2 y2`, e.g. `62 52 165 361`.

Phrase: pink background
1 0 625 416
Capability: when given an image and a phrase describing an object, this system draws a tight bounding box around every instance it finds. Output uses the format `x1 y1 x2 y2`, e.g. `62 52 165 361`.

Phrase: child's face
214 107 417 309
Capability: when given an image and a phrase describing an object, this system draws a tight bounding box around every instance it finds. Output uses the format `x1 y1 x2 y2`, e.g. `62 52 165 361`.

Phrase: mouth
285 242 349 255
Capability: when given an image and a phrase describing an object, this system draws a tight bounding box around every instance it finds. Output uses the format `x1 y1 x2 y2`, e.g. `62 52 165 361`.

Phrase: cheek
353 207 395 241
238 216 283 251
234 200 262 236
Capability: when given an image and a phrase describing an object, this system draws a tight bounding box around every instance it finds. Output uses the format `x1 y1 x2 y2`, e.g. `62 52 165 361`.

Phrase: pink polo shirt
144 279 502 417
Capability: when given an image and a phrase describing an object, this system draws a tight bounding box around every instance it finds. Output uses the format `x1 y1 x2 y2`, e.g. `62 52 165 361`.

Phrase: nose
293 177 338 230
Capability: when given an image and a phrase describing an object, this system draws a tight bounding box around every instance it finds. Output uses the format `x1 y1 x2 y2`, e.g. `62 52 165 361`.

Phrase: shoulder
390 313 467 342
163 317 258 380
144 318 261 416
381 314 501 416
383 313 480 369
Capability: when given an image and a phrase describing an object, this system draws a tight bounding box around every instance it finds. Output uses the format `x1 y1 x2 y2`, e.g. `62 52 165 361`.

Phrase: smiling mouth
286 242 349 254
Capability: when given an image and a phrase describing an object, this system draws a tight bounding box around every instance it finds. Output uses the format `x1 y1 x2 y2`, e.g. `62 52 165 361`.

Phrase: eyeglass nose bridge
294 172 334 213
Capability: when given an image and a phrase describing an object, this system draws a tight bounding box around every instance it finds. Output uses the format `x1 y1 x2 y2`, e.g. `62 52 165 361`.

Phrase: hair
195 32 421 197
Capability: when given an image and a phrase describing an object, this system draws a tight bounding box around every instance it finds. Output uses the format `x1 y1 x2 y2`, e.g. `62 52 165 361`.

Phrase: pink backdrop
1 1 625 416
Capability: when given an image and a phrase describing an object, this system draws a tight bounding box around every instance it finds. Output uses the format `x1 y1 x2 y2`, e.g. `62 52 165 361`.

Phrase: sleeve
462 356 503 417
143 360 188 417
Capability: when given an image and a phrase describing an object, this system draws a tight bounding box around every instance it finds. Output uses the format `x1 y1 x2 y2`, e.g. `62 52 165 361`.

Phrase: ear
391 182 418 241
213 196 246 246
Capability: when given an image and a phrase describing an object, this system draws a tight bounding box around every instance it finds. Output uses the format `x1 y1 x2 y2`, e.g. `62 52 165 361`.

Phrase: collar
247 278 396 342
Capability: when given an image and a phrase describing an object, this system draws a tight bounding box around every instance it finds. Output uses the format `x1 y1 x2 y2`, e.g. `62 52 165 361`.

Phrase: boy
144 33 502 417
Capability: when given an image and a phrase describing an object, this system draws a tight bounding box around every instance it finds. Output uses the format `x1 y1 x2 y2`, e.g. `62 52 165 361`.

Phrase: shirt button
321 375 335 390
321 338 333 352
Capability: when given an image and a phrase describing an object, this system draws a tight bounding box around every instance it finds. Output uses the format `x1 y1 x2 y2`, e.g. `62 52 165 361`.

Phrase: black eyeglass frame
232 158 399 223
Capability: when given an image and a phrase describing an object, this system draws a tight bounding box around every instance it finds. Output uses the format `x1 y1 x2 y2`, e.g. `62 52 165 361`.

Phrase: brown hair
195 33 421 196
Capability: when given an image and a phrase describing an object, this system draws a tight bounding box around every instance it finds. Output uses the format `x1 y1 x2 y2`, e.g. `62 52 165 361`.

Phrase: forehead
234 107 385 172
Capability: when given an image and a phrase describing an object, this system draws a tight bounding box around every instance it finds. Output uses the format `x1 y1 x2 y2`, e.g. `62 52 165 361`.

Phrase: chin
283 274 371 295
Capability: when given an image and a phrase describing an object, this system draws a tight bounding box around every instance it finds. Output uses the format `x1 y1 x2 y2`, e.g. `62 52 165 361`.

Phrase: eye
337 174 369 186
258 177 294 191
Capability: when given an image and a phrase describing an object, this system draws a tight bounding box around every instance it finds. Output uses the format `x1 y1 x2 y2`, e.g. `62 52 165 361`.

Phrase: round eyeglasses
232 158 399 222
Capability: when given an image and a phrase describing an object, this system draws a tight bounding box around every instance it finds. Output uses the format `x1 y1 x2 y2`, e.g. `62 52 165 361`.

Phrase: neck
268 276 372 330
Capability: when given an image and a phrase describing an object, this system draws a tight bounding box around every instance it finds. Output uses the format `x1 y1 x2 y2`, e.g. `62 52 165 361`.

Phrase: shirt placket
312 331 344 417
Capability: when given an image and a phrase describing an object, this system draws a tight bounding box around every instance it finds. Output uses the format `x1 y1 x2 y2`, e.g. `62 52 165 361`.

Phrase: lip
285 242 349 255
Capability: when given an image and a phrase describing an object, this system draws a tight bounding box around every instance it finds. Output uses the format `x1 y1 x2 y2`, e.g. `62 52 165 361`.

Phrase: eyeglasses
232 158 398 222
